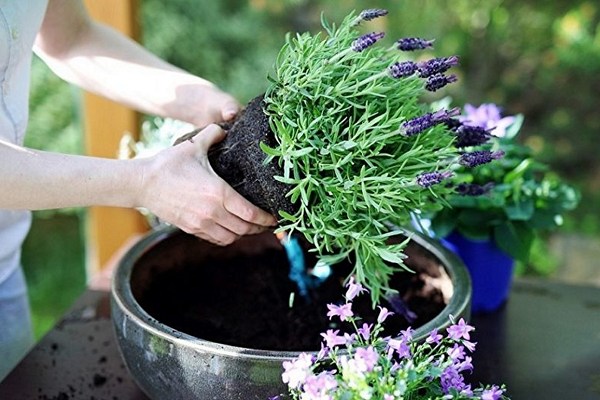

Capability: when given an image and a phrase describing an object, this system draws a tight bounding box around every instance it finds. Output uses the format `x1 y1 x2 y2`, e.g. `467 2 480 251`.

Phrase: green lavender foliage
262 11 461 302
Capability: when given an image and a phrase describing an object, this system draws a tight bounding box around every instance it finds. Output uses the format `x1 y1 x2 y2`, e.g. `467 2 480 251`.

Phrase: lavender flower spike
401 108 460 136
351 32 385 52
418 56 460 78
388 61 418 79
396 37 434 51
454 124 493 147
355 9 388 24
456 182 495 196
425 73 458 92
459 150 505 168
416 170 454 188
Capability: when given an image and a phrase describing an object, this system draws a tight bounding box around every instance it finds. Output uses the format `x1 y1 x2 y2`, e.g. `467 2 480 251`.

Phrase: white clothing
0 1 48 283
0 0 49 380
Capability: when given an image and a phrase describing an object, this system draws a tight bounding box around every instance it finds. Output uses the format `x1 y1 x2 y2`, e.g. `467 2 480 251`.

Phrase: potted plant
112 8 503 399
428 103 580 313
275 278 509 400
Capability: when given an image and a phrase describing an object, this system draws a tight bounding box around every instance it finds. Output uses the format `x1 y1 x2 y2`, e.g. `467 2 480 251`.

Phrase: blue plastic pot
442 231 515 314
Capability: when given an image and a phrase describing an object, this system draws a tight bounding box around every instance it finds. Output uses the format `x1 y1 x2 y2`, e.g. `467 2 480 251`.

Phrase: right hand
135 124 278 245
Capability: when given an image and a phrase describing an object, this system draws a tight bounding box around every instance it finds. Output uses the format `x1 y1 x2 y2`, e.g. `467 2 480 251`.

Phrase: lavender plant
261 9 495 302
273 278 509 400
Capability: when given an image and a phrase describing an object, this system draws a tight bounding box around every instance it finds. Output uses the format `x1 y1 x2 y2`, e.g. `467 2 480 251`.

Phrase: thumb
194 124 226 156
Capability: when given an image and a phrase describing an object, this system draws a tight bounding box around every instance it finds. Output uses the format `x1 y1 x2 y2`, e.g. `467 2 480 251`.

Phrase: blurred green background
23 0 600 339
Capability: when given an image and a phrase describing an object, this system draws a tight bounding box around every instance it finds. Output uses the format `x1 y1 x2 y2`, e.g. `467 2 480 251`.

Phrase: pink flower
446 318 474 340
321 329 348 348
377 306 394 323
327 303 353 321
345 276 366 301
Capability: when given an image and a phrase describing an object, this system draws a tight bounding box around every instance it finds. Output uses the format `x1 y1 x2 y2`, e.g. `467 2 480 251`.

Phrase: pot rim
111 226 471 361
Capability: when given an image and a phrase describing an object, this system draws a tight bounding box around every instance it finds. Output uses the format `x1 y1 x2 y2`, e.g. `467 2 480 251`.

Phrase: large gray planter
111 227 471 400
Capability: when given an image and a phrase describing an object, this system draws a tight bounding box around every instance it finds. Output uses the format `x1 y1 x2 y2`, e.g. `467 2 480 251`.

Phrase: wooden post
82 0 149 281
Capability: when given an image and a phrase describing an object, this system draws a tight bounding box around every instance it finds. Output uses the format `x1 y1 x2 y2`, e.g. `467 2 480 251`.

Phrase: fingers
193 124 226 155
222 186 278 228
221 100 240 121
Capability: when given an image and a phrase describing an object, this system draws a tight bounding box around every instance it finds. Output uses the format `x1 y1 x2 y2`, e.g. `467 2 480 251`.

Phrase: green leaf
493 221 534 262
504 199 534 220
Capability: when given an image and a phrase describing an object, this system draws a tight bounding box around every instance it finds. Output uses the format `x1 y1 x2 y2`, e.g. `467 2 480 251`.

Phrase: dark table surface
0 278 599 400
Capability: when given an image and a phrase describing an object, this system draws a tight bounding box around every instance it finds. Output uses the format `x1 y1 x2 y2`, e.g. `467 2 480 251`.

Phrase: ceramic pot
111 227 471 400
443 231 515 313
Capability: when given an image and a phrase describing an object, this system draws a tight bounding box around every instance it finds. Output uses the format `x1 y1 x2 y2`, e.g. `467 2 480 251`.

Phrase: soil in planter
134 235 449 352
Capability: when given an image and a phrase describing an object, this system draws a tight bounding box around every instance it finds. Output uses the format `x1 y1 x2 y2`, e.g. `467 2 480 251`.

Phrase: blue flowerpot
442 231 515 314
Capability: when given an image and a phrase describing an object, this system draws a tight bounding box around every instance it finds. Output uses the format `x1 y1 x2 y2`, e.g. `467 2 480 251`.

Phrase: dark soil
176 95 294 216
132 231 449 352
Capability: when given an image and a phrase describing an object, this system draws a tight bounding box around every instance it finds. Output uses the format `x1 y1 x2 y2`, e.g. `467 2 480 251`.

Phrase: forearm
35 21 209 123
0 141 142 210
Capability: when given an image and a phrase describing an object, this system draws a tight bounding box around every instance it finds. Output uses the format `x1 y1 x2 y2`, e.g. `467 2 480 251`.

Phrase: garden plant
174 8 504 304
428 103 580 262
275 278 509 399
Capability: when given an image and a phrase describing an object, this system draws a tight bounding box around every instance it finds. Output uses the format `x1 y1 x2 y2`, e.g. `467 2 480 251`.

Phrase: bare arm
34 0 237 127
1 126 277 245
4 1 278 244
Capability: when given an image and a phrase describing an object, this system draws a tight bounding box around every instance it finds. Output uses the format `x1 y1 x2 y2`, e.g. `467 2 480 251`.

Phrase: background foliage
24 0 600 336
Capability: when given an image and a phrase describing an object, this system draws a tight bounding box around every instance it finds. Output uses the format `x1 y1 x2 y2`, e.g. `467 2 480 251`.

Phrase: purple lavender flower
456 182 494 196
459 150 505 168
357 8 388 22
388 61 418 79
302 372 337 398
401 108 459 136
395 37 434 51
425 73 458 92
282 352 314 389
416 170 454 188
454 124 493 147
351 32 385 52
418 56 460 78
387 337 411 359
326 302 353 321
461 103 516 138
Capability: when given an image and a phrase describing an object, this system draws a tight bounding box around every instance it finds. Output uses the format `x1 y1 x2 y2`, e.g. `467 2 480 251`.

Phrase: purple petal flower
441 365 471 395
459 150 505 168
396 37 434 51
377 306 394 323
456 182 494 196
357 323 373 341
345 276 366 301
446 318 475 340
401 108 460 136
388 60 418 79
355 346 379 372
357 8 388 22
460 103 516 138
426 329 443 345
416 170 454 188
482 385 505 400
447 343 466 361
387 338 411 359
302 371 338 397
351 32 385 52
326 302 353 321
418 56 460 78
454 124 493 147
282 352 314 389
425 73 458 92
321 329 348 348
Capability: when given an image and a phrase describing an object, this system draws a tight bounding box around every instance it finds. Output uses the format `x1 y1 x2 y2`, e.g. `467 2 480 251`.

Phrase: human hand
173 83 241 128
135 124 278 245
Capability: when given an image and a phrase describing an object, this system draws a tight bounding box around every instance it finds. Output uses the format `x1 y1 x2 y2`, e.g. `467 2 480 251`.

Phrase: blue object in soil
281 235 309 298
442 231 515 313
